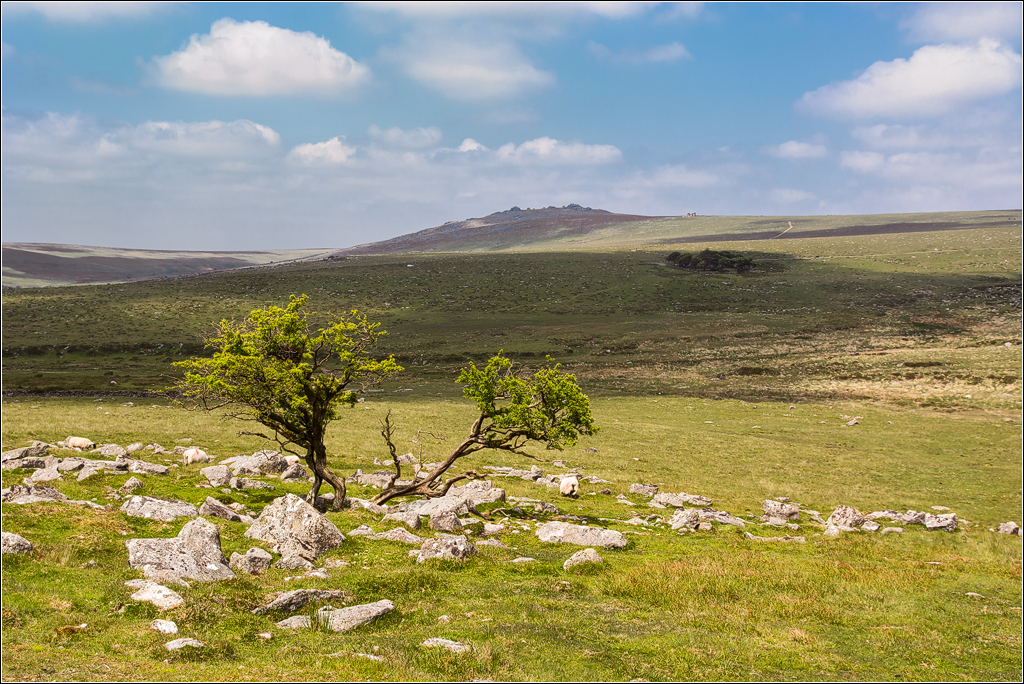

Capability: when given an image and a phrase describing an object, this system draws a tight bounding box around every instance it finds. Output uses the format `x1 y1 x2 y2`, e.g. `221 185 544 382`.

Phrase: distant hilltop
334 205 656 255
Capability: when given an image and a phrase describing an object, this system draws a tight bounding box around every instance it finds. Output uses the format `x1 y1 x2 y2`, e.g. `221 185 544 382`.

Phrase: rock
150 619 179 634
865 509 904 521
2 456 49 471
563 548 603 570
511 557 536 563
232 450 289 477
997 521 1021 535
535 522 627 549
321 600 395 633
99 444 128 458
881 527 904 534
696 521 713 532
125 580 184 610
280 463 309 482
182 447 214 465
244 494 346 560
369 528 424 544
422 637 471 654
200 465 232 488
199 496 243 522
276 555 315 570
417 534 478 562
346 497 390 515
651 492 712 508
924 513 958 532
2 444 50 462
165 638 205 651
668 508 700 530
348 469 396 489
126 517 234 582
383 511 422 530
697 508 746 527
430 511 463 533
861 521 881 532
3 484 68 504
762 499 800 520
826 505 866 529
397 495 470 518
629 483 658 497
120 496 199 521
276 615 312 630
743 532 805 543
476 538 509 548
348 525 375 537
448 482 506 507
229 547 273 575
902 510 927 525
65 436 94 450
77 467 103 482
230 477 275 491
126 442 144 454
482 523 505 536
26 466 63 484
2 532 33 554
118 477 144 496
252 589 349 614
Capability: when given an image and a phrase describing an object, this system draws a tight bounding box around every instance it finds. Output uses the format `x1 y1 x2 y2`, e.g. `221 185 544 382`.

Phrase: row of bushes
666 249 754 273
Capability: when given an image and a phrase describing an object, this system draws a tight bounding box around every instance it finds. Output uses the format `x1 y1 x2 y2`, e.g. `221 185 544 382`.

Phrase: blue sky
2 2 1021 250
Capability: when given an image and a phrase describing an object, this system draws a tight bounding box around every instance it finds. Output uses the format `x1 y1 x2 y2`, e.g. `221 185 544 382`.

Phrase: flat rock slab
253 589 349 614
126 517 234 582
276 615 312 630
423 637 471 654
244 494 346 559
150 619 179 634
199 496 243 522
563 547 603 570
417 534 477 562
322 600 395 633
120 496 199 522
535 522 627 549
127 460 169 476
762 499 800 520
200 465 232 488
925 513 958 532
166 638 205 651
369 528 425 544
744 532 806 543
652 491 712 508
629 483 658 497
125 580 184 610
2 532 33 554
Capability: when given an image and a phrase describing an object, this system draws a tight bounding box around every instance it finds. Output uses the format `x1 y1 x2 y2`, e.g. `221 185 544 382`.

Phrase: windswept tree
373 353 598 505
173 295 402 510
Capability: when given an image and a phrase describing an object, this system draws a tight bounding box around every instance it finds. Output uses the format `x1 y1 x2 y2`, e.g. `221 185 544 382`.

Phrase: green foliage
457 353 598 452
668 249 754 273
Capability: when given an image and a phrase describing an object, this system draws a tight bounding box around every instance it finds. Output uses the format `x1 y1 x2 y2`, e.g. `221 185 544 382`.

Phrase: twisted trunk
304 443 346 511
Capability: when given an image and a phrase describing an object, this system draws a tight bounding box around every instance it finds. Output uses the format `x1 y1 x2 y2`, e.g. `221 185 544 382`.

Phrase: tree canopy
173 294 401 509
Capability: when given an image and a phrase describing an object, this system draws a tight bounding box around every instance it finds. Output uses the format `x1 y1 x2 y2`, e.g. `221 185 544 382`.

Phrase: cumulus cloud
368 125 442 148
287 137 357 165
589 41 691 65
495 137 621 165
2 1 168 21
841 148 1021 189
768 140 828 158
799 39 1023 118
458 138 488 152
129 120 280 158
902 2 1023 43
151 19 370 96
391 37 554 101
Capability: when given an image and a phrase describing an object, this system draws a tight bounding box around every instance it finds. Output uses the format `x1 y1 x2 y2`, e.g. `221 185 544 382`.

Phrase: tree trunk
307 444 346 511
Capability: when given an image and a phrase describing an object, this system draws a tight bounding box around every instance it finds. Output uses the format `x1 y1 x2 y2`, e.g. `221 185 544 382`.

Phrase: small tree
372 353 598 505
173 295 402 510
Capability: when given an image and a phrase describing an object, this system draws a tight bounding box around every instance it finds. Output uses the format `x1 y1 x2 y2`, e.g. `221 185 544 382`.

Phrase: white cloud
768 140 828 158
391 37 554 101
799 39 1023 118
368 125 442 148
770 188 817 204
589 40 691 64
2 1 168 21
129 120 280 158
287 137 357 165
840 150 886 173
458 138 488 152
495 137 621 165
151 19 370 96
841 148 1021 189
902 2 1023 43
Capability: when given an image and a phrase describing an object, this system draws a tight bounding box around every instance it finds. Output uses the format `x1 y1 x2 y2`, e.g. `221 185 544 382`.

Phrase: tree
173 295 402 510
372 353 598 505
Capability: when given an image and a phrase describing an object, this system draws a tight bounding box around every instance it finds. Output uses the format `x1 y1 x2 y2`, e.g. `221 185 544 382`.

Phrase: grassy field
1 215 1021 680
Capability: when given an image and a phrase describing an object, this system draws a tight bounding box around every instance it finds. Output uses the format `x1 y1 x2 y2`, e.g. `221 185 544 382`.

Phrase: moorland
1 209 1021 681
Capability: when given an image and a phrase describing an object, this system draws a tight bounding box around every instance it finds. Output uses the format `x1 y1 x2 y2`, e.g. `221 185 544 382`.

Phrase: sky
1 1 1021 250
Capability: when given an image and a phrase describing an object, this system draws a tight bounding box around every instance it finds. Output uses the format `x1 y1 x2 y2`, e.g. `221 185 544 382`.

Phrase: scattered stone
865 510 904 521
126 517 234 582
563 548 603 570
244 494 346 560
396 495 469 518
118 477 144 496
150 619 179 634
120 496 199 522
232 450 289 477
924 513 958 532
200 465 232 488
199 496 243 522
125 580 184 610
253 589 349 614
651 492 713 508
598 488 612 495
276 555 315 570
697 508 746 527
383 511 422 530
861 521 881 532
931 506 951 511
99 444 128 458
744 532 806 543
417 534 478 563
668 508 700 530
826 505 866 529
881 527 904 535
165 638 205 651
3 483 68 504
511 557 536 563
276 615 312 630
430 511 463 533
348 469 396 489
902 510 926 525
346 497 390 515
997 522 1021 536
280 463 309 482
125 442 144 454
369 528 424 544
26 466 63 484
476 538 509 548
422 637 471 654
348 525 375 537
230 477 275 491
229 547 273 575
2 532 33 554
696 521 713 532
762 499 800 520
629 483 658 497
321 600 395 633
482 523 505 536
535 522 627 549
